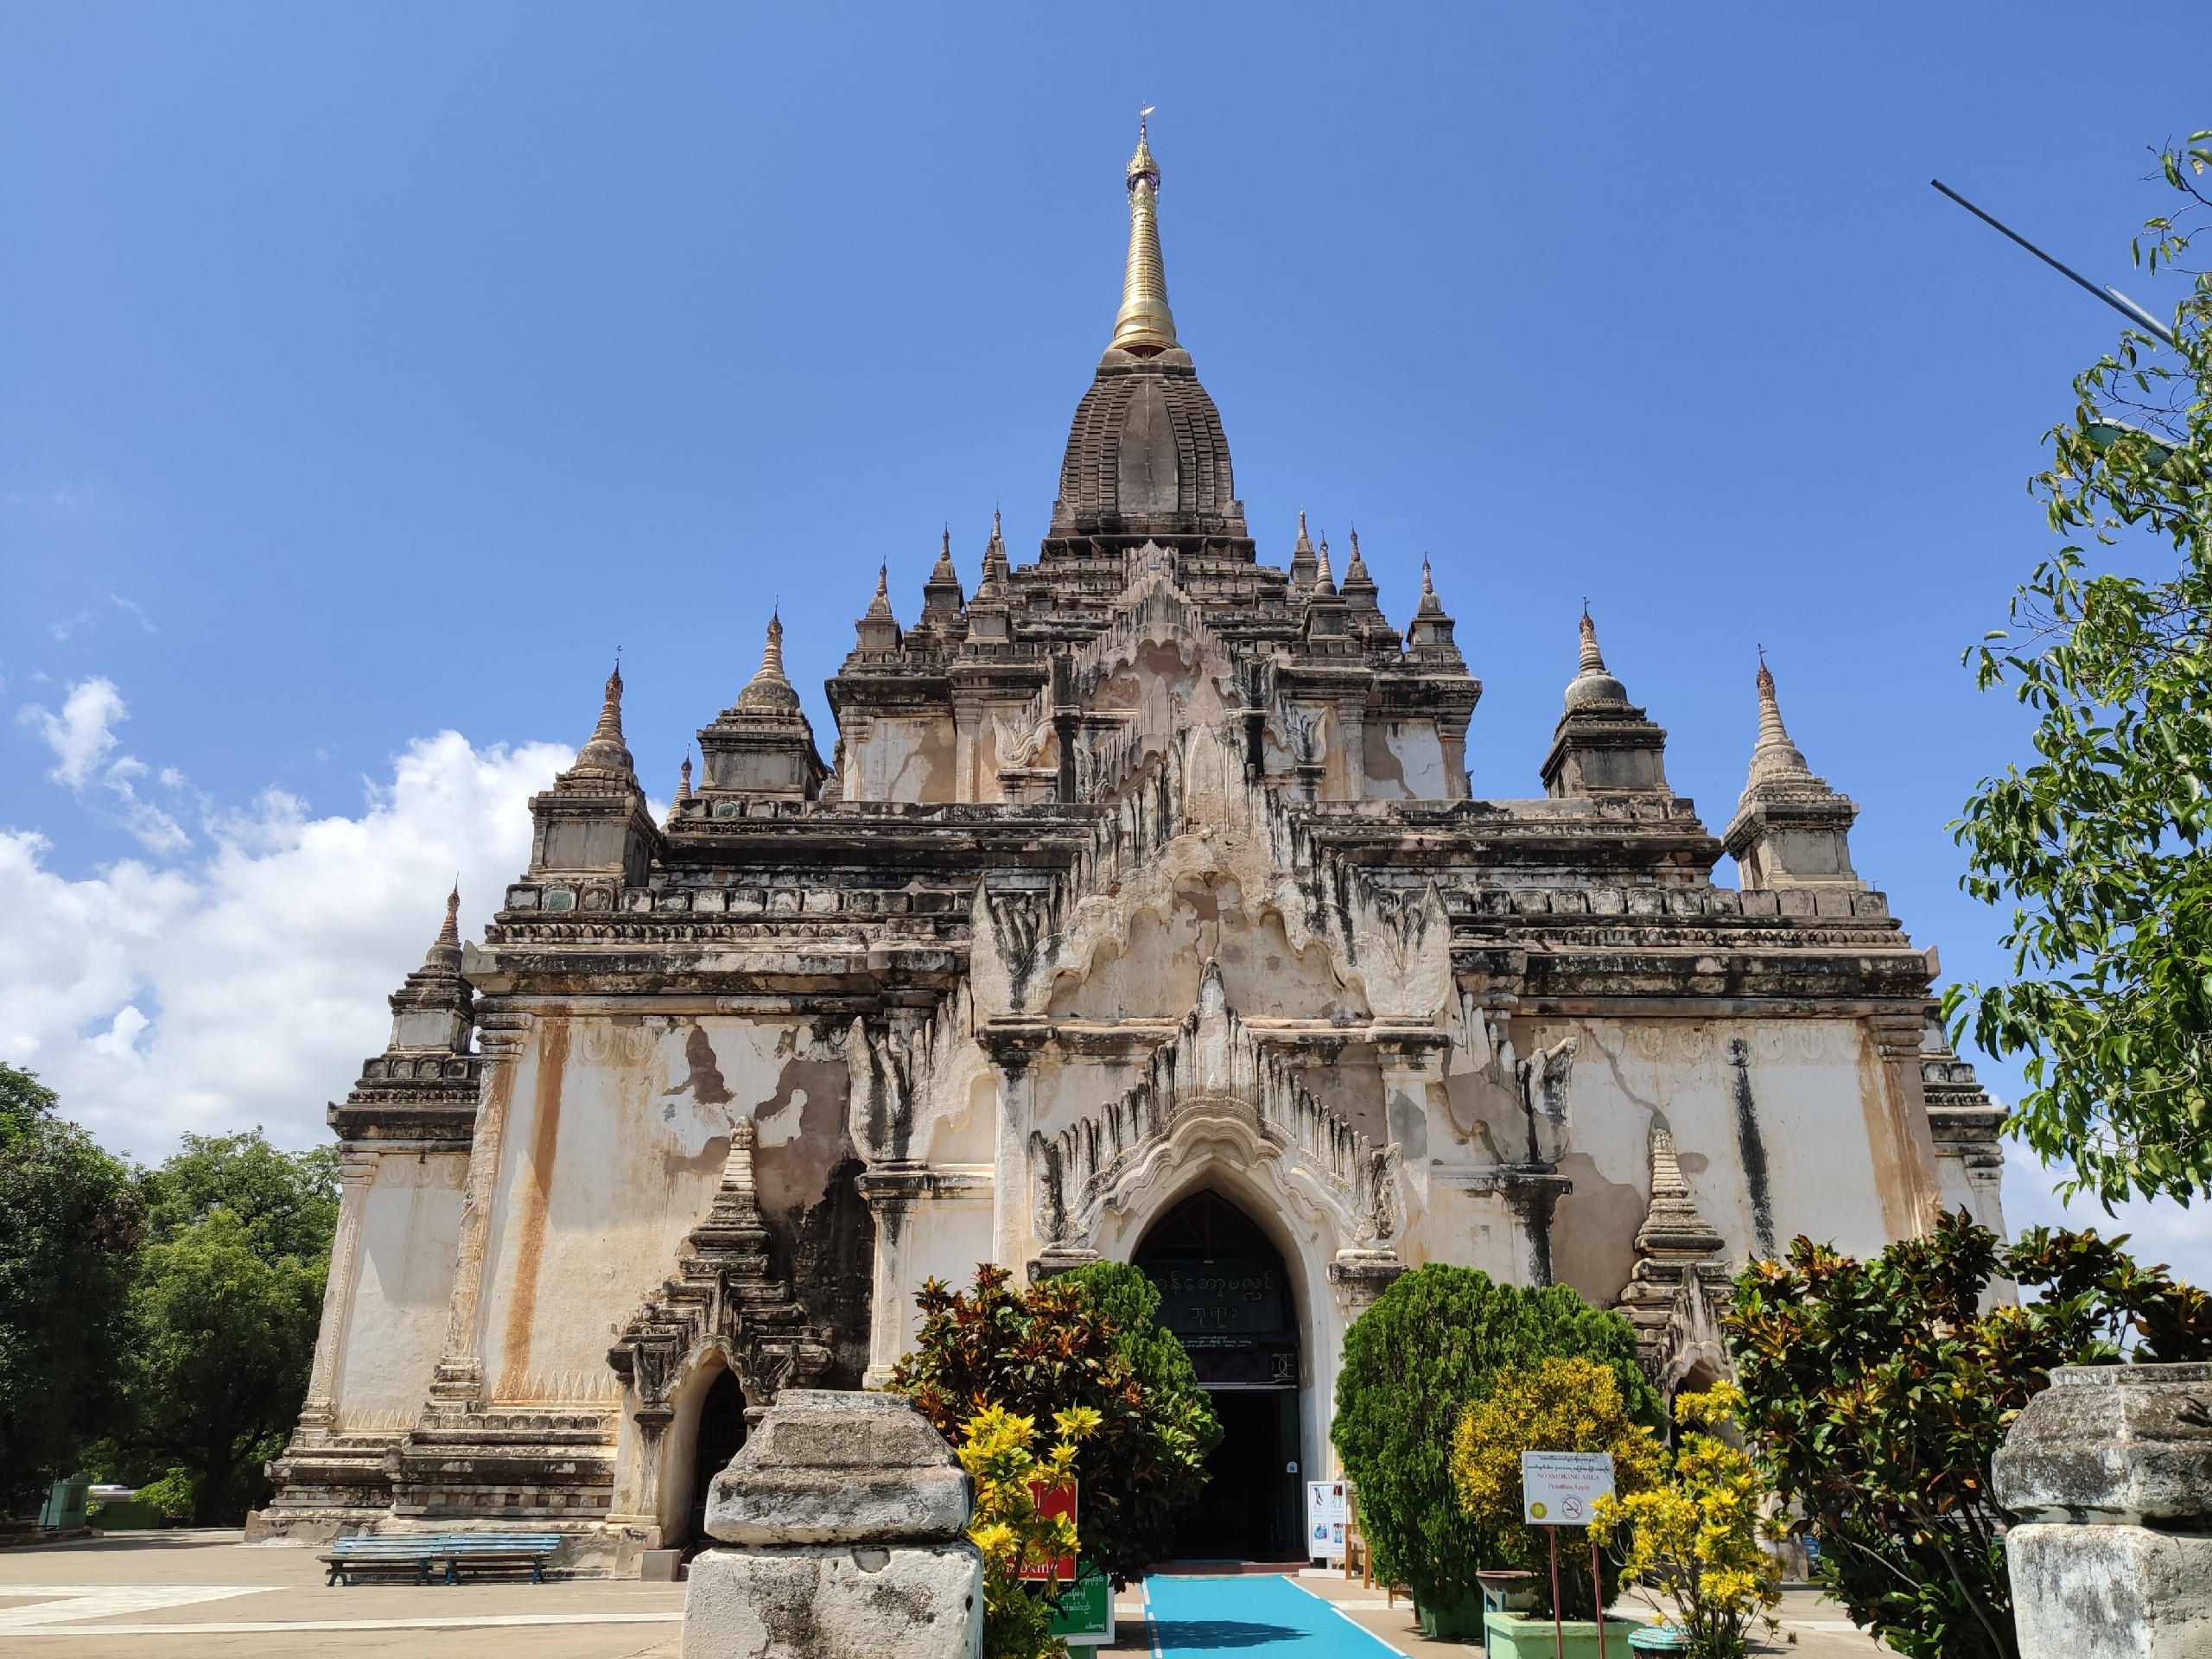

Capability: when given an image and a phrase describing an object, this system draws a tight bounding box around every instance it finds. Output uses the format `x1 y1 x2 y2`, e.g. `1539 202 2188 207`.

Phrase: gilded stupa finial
1111 111 1179 354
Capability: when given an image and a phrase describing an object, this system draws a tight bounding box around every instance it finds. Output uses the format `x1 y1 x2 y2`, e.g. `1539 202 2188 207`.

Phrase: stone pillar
989 1047 1039 1272
1993 1362 2212 1659
683 1389 982 1659
295 1152 380 1433
856 1166 928 1389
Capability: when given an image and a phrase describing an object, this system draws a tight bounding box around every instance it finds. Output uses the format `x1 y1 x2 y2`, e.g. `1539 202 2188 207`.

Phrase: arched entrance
1133 1190 1301 1562
683 1370 747 1550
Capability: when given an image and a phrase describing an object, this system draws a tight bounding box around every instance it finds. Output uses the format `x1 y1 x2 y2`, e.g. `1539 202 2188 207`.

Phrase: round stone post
1992 1362 2212 1659
681 1389 982 1659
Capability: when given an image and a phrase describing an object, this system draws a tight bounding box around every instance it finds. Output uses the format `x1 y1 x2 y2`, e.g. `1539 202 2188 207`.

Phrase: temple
256 126 2007 1567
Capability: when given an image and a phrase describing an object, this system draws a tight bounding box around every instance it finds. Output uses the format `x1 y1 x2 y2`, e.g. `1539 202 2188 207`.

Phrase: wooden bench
320 1532 563 1586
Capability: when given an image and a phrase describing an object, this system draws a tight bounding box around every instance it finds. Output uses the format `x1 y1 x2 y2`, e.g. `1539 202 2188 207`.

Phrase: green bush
1330 1265 1656 1616
890 1263 1219 1585
1729 1211 2212 1659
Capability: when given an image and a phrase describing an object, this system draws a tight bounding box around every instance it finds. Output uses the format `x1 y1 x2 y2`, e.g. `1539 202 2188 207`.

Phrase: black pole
1930 180 2177 346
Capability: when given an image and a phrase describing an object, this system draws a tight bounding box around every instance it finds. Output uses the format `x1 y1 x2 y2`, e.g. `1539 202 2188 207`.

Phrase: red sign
1019 1479 1077 1583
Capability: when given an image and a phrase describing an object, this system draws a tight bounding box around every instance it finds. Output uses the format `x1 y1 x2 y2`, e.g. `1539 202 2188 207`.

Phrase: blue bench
321 1532 564 1586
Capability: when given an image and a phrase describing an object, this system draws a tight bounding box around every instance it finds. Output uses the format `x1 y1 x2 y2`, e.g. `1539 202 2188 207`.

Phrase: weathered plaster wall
473 1014 874 1408
851 716 958 803
335 1153 467 1429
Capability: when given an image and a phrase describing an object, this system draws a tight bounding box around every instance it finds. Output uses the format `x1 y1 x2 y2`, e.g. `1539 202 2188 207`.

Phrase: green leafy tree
1727 1209 2212 1659
889 1263 1219 1585
0 1065 143 1516
1449 1356 1663 1622
120 1130 337 1523
1948 132 2212 1205
1329 1265 1657 1618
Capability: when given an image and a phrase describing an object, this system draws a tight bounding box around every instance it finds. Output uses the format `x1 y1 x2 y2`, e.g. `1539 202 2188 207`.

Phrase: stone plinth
1993 1363 2212 1659
680 1389 980 1659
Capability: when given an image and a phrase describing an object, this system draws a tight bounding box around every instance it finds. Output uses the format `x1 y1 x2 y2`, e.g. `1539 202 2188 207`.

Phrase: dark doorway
1133 1191 1302 1562
685 1369 747 1548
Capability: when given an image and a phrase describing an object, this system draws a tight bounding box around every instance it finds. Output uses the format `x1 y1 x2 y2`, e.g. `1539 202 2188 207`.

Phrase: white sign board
1306 1480 1347 1562
1520 1451 1615 1526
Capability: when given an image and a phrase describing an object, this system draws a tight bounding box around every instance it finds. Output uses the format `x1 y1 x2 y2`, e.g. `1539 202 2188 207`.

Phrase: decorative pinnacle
1313 537 1337 597
932 527 957 579
1110 117 1178 353
866 564 893 620
592 661 626 743
1577 610 1607 676
1745 652 1813 785
1416 557 1445 617
677 755 693 799
437 885 461 946
1295 509 1312 551
737 612 801 711
1344 526 1370 579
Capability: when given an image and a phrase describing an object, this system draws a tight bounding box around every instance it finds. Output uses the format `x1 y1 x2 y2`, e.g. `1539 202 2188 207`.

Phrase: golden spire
1110 114 1179 354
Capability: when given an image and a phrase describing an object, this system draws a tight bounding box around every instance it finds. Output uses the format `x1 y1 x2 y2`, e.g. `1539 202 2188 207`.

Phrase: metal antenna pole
1931 180 2177 347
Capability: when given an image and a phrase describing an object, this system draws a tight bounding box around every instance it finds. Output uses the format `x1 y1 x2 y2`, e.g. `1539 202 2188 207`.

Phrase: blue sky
3 4 2207 1269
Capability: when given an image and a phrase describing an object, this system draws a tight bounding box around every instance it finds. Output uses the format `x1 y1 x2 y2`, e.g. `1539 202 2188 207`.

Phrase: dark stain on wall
1727 1039 1777 1259
751 1058 876 1389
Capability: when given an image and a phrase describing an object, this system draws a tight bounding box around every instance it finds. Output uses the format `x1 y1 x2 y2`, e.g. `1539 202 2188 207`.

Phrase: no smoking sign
1520 1451 1615 1525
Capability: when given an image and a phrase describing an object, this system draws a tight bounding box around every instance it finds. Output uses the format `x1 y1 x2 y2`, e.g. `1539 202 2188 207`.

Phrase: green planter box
1415 1592 1488 1639
1484 1610 1645 1657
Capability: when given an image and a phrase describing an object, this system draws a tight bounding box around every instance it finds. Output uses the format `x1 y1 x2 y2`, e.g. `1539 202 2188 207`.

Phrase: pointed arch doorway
1132 1190 1302 1562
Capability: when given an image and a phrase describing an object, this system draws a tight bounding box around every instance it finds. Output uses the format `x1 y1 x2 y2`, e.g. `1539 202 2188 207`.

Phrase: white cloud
22 677 127 787
1999 1137 2211 1290
0 730 569 1161
20 677 195 854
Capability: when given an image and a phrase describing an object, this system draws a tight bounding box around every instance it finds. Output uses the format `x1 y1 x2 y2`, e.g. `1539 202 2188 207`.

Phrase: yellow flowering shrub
957 1402 1101 1659
1591 1382 1783 1659
1449 1356 1663 1620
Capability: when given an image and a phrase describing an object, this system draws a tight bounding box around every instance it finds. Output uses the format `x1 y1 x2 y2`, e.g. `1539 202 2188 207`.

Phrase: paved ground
2 1532 1890 1656
0 1532 682 1657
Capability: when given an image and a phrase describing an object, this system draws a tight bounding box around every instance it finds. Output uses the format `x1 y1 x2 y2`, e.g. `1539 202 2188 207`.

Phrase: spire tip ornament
1110 117 1179 354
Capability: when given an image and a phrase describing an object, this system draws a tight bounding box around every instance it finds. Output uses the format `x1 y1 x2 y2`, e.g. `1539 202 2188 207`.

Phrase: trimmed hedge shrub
1331 1265 1656 1615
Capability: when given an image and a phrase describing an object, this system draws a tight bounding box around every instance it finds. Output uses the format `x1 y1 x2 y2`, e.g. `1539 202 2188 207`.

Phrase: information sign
1519 1451 1615 1525
1045 1567 1115 1647
1020 1481 1077 1583
1306 1479 1347 1562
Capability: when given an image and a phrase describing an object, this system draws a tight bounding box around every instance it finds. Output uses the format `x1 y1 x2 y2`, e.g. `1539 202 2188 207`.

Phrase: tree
1726 1209 2212 1659
1948 131 2212 1206
118 1130 336 1523
1592 1382 1783 1659
1329 1265 1657 1618
957 1402 1097 1659
1448 1356 1663 1623
0 1065 142 1517
888 1264 1217 1585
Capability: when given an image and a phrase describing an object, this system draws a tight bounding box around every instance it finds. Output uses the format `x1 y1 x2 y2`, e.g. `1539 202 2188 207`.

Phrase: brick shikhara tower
257 127 2006 1567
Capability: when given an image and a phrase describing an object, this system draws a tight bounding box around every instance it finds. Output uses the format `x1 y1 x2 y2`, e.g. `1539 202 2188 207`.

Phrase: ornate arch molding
606 1119 832 1443
1029 962 1402 1281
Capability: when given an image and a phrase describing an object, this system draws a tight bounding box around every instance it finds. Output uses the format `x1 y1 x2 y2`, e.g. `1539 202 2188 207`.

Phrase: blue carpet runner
1142 1573 1404 1656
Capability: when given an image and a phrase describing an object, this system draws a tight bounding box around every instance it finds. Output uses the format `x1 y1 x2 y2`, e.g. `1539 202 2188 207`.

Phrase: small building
256 129 2006 1567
